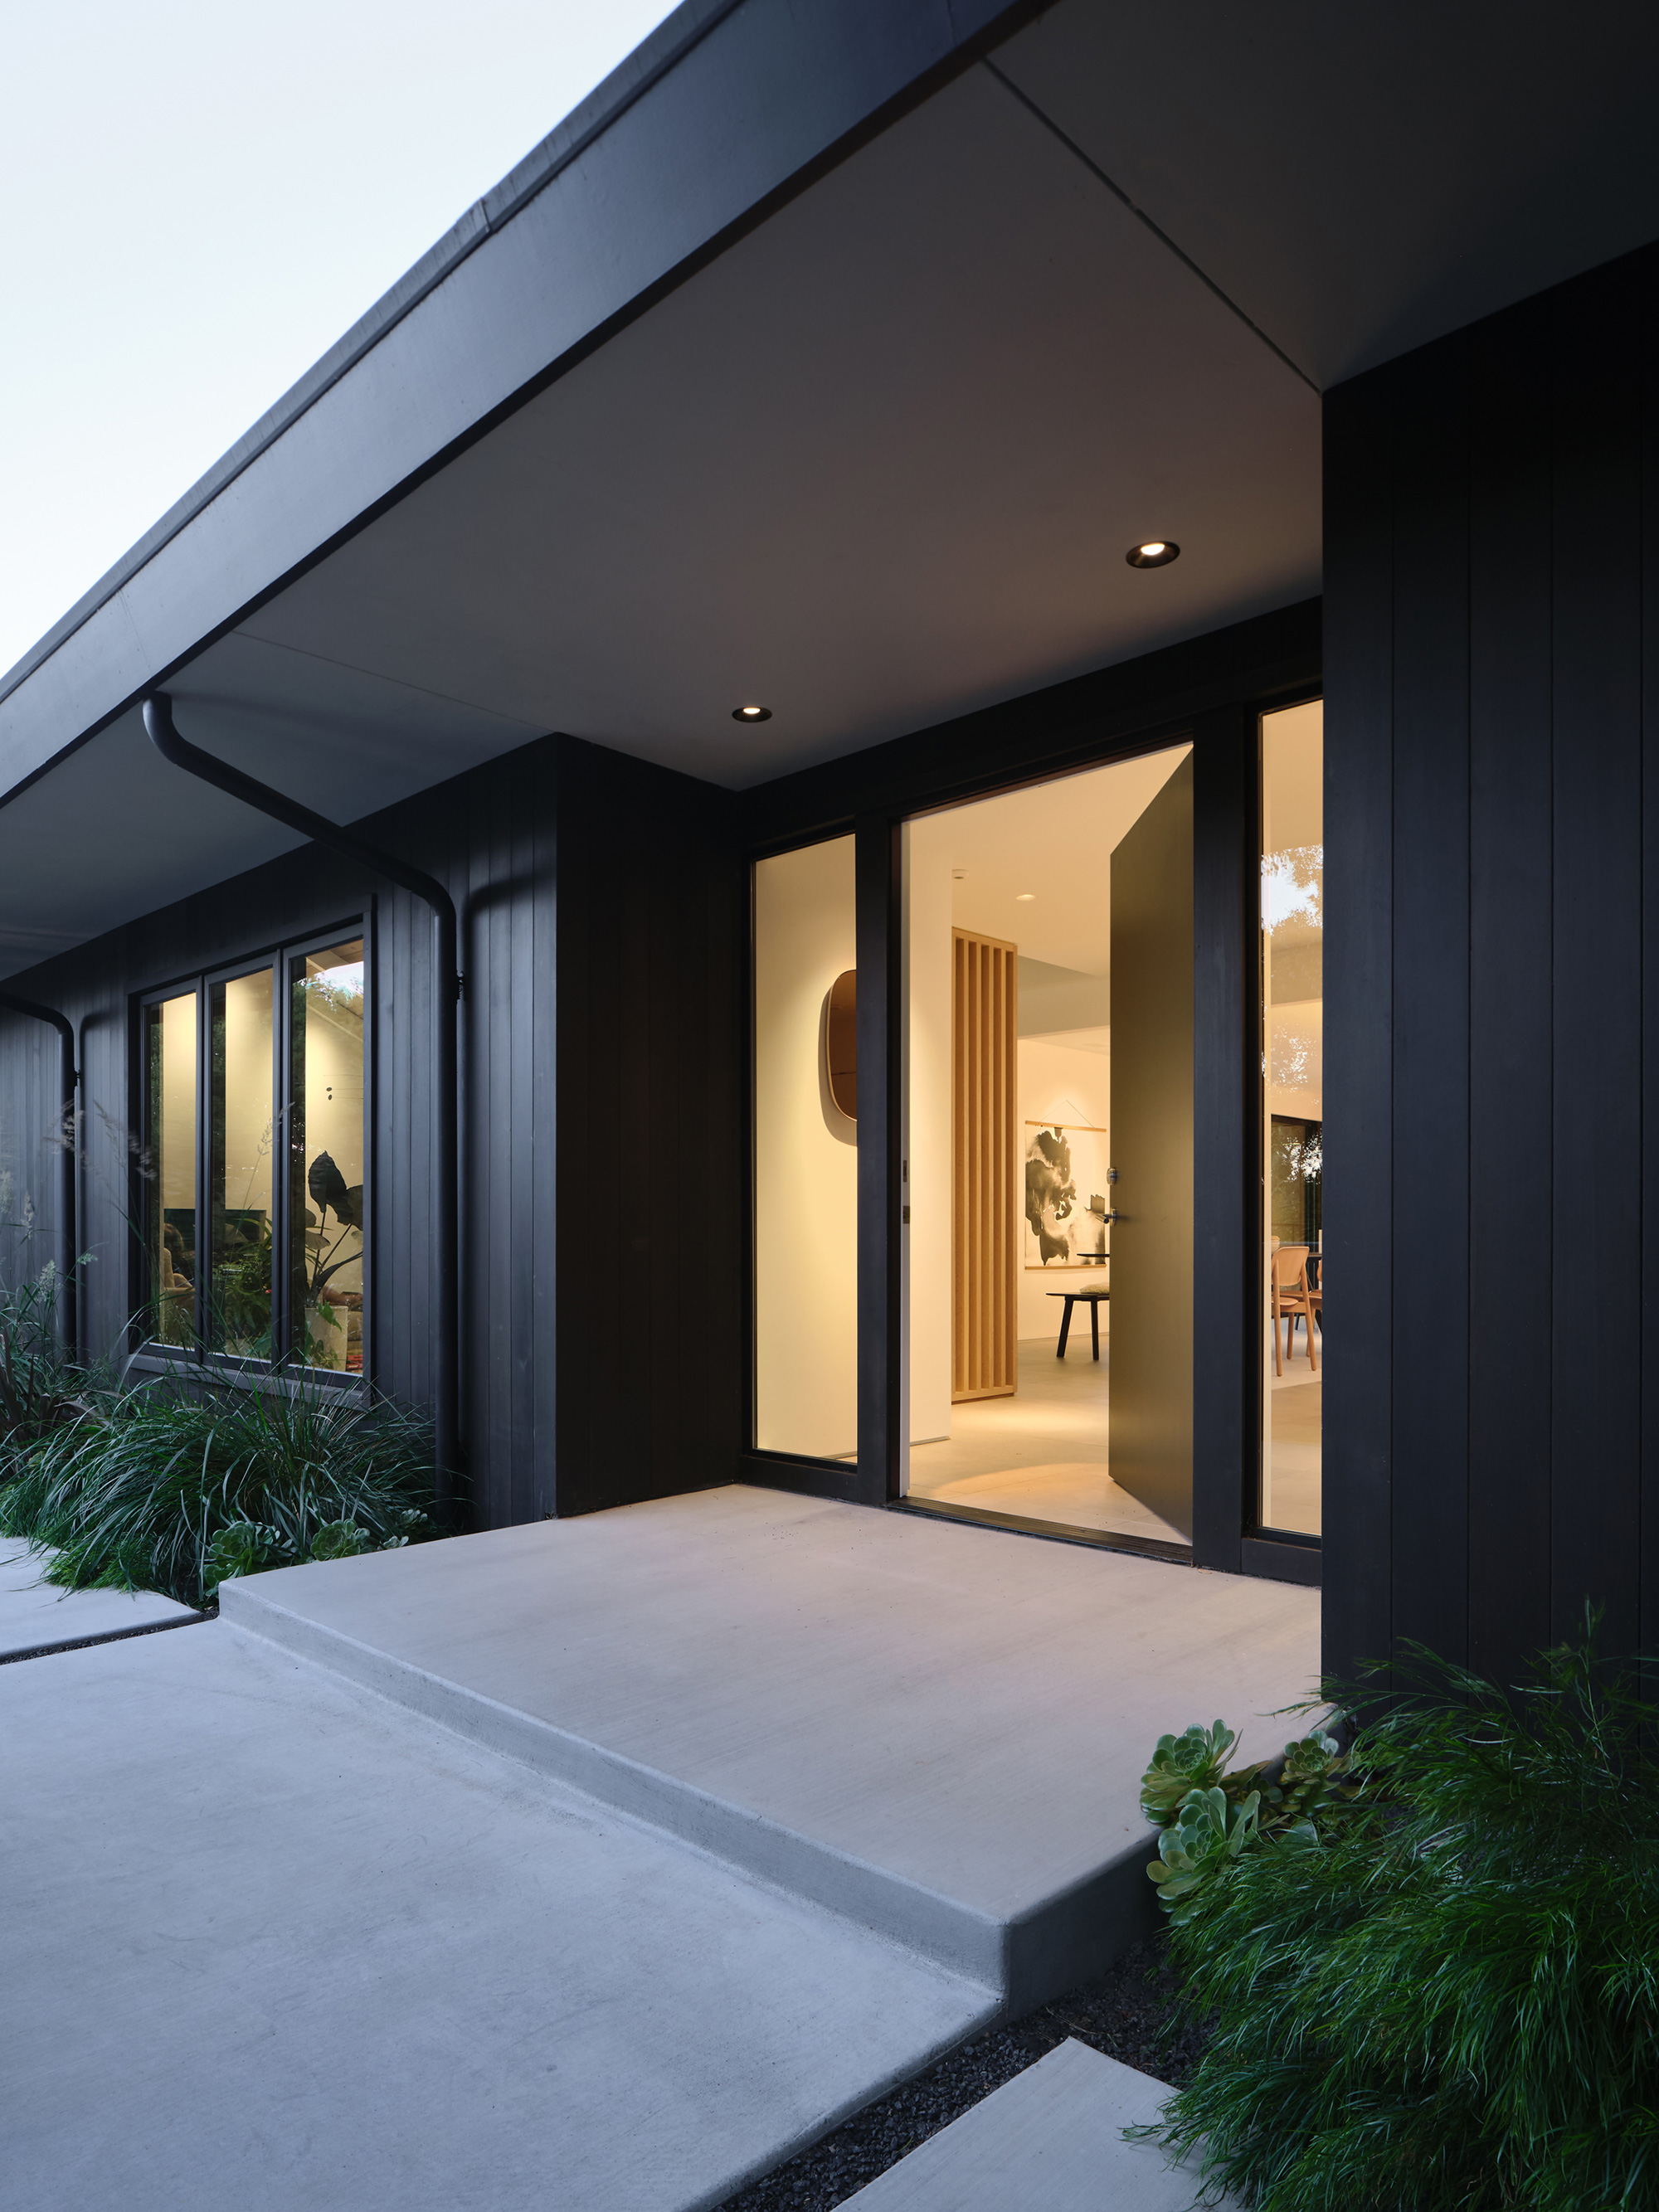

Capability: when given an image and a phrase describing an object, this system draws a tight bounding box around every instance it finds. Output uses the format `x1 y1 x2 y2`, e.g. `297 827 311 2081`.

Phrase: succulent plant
309 1519 372 1560
1148 1786 1264 1922
1141 1721 1241 1826
203 1518 294 1594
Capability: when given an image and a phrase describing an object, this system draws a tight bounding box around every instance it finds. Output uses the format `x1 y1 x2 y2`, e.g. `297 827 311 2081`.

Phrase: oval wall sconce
826 969 857 1119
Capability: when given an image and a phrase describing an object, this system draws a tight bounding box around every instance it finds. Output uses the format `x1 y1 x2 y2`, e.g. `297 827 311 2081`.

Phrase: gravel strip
718 1937 1205 2210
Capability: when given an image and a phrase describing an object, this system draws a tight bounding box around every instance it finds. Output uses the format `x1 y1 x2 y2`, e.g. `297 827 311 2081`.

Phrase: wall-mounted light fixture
825 969 857 1120
732 703 772 722
1125 540 1180 568
1015 892 1036 902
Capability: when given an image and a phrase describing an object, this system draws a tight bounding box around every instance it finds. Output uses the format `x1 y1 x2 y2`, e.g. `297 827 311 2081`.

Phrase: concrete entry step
2 1620 994 2212
221 1485 1319 2009
840 2038 1242 2210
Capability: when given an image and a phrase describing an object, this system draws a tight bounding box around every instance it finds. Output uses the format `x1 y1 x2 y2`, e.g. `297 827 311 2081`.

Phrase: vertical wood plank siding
951 927 1016 1400
1324 241 1659 1681
0 733 743 1531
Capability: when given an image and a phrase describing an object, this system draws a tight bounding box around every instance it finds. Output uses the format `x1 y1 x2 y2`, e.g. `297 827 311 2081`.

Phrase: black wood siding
1324 241 1659 1683
0 734 743 1530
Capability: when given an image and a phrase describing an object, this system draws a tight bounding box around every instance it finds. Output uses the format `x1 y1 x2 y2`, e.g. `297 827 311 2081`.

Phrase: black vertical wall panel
0 729 740 1532
1326 241 1659 1680
1466 299 1554 1684
552 739 745 1517
0 1007 65 1309
1549 264 1645 1652
1644 270 1659 1662
1323 371 1396 1682
1389 343 1473 1661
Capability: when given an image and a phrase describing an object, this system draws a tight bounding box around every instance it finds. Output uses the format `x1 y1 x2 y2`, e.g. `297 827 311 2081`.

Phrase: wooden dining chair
1271 1243 1318 1376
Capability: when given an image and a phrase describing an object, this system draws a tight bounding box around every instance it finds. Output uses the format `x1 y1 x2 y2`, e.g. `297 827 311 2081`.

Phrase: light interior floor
907 1328 1326 1544
906 1337 1181 1546
1266 1321 1322 1536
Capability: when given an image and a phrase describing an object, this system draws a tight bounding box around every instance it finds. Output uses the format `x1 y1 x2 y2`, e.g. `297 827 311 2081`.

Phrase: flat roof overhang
2 0 1657 978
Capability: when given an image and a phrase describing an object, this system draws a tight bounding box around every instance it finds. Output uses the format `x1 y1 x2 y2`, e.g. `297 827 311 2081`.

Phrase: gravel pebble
718 1937 1205 2210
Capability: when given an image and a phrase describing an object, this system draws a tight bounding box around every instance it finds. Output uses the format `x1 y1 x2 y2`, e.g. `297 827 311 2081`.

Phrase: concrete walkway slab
841 2038 1239 2210
0 1620 994 2212
221 1486 1320 2007
0 1535 197 1656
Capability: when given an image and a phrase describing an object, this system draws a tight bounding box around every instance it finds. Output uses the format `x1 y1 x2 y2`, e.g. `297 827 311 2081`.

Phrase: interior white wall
1018 1035 1111 1339
299 953 367 1293
220 971 272 1218
904 818 956 1447
753 837 858 1459
158 992 197 1209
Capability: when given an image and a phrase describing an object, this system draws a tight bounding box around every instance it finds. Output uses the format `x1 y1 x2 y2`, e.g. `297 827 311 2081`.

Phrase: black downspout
0 989 79 1358
143 693 462 1520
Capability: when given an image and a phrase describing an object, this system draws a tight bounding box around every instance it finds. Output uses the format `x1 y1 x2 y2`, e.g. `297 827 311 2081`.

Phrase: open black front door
1107 753 1194 1539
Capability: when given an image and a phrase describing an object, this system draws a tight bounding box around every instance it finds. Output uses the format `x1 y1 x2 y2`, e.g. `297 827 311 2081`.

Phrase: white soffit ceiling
0 641 542 970
923 743 1188 975
236 61 1320 790
995 0 1659 389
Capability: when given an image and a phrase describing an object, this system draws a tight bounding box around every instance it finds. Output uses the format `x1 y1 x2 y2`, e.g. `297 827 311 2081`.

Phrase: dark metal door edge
896 1496 1193 1564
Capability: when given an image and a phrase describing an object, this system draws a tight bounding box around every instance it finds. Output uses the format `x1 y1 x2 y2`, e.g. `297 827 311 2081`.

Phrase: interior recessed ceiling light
1015 892 1036 902
732 703 772 722
1126 540 1180 568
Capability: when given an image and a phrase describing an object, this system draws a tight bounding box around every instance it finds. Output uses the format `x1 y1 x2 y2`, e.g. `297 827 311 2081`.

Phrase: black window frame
133 915 373 1389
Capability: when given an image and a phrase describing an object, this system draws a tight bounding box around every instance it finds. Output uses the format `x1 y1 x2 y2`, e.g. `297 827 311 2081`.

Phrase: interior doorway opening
902 745 1194 1553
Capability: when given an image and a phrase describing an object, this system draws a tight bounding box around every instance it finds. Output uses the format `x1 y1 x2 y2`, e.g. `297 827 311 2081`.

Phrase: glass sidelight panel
207 966 275 1357
144 990 199 1345
753 837 858 1459
1260 700 1323 1534
289 940 367 1373
902 747 1194 1550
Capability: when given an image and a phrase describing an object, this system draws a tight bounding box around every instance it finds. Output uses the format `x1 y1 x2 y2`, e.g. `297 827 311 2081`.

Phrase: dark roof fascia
738 597 1324 848
0 0 746 709
0 0 1039 803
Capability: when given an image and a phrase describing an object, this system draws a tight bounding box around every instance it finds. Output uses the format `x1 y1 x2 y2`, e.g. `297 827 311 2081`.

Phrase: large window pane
753 839 857 1458
208 967 275 1357
1261 701 1323 1535
289 940 366 1373
145 990 198 1346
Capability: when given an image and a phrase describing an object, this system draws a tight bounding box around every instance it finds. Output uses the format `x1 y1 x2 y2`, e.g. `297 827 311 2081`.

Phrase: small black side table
1048 1286 1110 1360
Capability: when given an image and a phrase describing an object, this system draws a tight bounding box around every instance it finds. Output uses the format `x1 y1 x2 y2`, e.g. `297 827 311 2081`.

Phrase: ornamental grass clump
1137 1621 1659 2212
0 1262 96 1477
0 1378 439 1607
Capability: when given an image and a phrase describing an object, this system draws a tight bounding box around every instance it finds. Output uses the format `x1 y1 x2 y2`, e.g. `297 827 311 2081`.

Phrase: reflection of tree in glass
1271 1028 1315 1091
1025 1128 1077 1264
1261 843 1323 934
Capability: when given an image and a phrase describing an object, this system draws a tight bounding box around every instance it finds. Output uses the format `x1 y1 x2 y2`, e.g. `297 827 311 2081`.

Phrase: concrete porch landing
224 1485 1321 2008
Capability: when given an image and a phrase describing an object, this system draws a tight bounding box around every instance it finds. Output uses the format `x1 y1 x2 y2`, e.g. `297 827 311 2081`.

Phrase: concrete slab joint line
0 1536 198 1661
216 1485 1319 2010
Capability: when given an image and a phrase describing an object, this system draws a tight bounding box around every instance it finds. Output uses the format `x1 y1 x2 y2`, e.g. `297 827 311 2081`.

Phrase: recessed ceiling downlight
732 703 772 722
1126 540 1180 568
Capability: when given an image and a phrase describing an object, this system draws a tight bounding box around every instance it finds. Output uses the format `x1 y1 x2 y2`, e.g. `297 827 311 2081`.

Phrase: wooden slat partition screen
952 927 1018 1401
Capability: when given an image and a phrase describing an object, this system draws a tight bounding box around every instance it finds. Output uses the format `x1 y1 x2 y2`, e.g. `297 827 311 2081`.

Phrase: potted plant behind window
301 1151 362 1371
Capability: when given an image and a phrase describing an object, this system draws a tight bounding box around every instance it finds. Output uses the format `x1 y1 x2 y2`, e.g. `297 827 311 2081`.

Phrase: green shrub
1138 1621 1659 2212
0 1378 439 1607
0 1262 95 1476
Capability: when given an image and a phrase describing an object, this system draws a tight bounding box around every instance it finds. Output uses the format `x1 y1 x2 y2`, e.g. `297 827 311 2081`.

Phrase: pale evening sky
1 0 679 683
